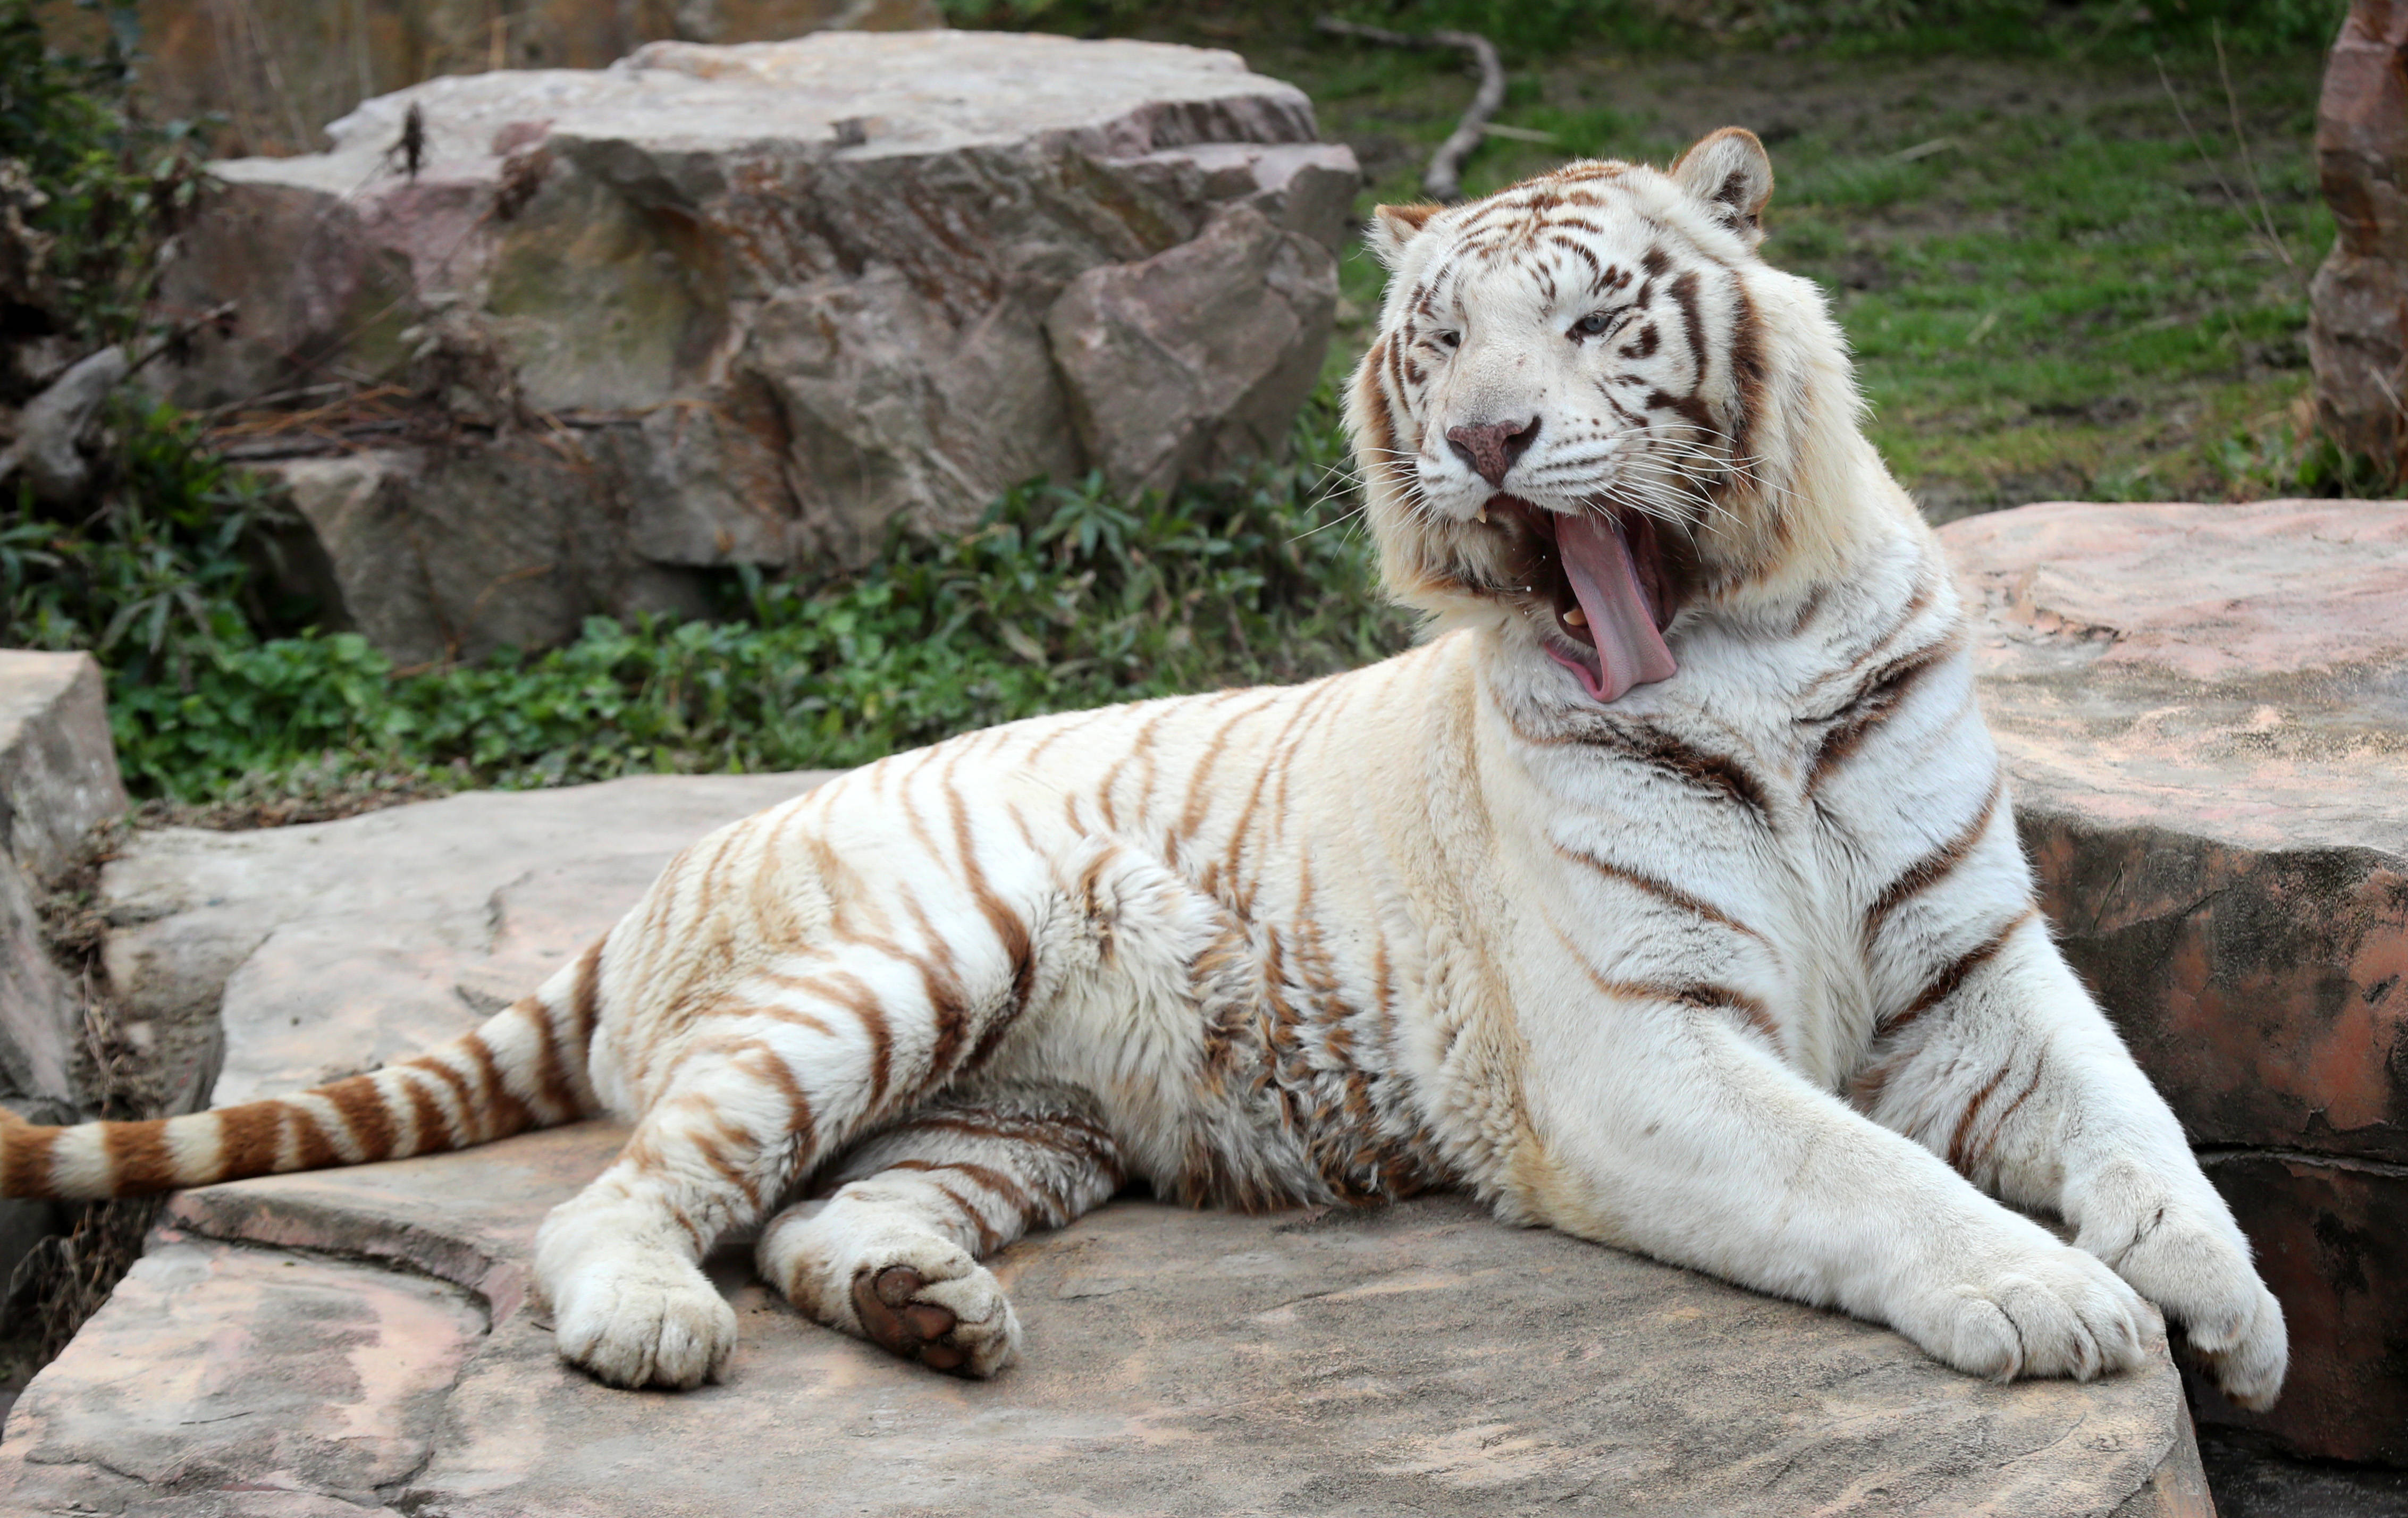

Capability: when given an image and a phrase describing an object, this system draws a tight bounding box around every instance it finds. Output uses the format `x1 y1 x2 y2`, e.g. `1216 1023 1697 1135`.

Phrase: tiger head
1345 128 1913 704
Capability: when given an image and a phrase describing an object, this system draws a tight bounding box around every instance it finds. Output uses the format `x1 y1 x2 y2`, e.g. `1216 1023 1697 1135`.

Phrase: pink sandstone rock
1941 499 2408 1464
0 1232 484 1508
0 1124 2209 1516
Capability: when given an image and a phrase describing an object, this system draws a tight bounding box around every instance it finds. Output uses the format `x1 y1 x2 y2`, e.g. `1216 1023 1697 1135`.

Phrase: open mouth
1487 495 1681 704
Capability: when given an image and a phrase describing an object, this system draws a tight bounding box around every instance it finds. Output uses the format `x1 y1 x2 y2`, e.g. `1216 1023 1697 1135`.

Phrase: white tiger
0 128 2285 1410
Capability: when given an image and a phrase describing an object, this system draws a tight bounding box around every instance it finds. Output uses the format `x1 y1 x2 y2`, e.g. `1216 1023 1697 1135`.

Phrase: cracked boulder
1942 499 2408 1464
158 30 1357 664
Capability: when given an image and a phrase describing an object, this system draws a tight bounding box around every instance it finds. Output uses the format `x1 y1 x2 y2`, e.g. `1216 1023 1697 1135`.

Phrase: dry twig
1316 17 1507 203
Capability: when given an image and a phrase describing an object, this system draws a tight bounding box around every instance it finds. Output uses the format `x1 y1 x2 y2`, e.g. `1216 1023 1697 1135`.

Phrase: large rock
0 651 130 1114
0 1123 2210 1516
1941 499 2408 1465
2311 2 2408 475
162 31 1357 663
0 648 128 884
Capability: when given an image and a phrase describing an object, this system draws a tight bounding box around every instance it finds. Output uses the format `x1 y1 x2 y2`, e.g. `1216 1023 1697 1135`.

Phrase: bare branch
1316 17 1508 203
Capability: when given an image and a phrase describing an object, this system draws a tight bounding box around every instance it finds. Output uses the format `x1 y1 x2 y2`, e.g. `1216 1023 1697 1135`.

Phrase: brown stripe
460 1032 534 1137
900 896 972 1085
734 1043 816 1151
215 1102 283 1178
946 766 1034 1063
1546 719 1772 820
103 1119 177 1192
1880 907 2035 1037
519 997 578 1123
773 968 893 1109
1578 959 1775 1035
691 1121 763 1208
288 1102 340 1171
566 937 605 1043
1666 269 1706 387
1174 694 1272 844
1805 636 1965 798
930 1178 1001 1254
399 1070 457 1157
890 1157 1037 1220
3 1120 61 1197
1556 844 1765 941
1724 275 1765 479
1865 772 2005 946
1947 1066 2012 1171
319 1074 398 1162
895 1113 1113 1166
1965 1058 2046 1175
400 1052 480 1140
1022 712 1100 772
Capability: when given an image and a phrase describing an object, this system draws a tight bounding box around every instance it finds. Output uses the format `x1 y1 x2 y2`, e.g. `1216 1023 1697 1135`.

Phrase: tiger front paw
1896 1229 2156 1385
2075 1160 2287 1411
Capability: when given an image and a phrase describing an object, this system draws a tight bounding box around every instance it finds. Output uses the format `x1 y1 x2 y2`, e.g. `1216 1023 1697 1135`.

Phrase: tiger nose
1445 417 1540 489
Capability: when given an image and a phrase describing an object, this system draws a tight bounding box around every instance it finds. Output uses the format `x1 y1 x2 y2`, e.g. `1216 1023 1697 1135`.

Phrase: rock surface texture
1939 500 2408 1466
2311 1 2408 475
0 1123 2210 1517
162 31 1357 664
0 650 130 1297
0 650 128 1114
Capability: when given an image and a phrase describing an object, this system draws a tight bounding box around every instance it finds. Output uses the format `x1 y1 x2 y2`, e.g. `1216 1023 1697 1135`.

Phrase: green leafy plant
0 1 207 346
96 400 1412 803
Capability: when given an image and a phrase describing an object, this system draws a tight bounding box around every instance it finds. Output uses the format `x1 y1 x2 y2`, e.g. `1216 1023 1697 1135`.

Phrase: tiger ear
1366 202 1443 269
1671 127 1773 247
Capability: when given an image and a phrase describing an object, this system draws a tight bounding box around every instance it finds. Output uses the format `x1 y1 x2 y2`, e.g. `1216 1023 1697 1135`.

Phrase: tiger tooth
1476 507 1489 524
1564 607 1588 627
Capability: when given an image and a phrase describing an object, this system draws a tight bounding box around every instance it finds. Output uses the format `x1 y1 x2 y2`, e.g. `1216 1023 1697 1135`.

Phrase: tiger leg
1518 988 2154 1388
1853 915 2286 1409
533 938 1039 1389
757 1086 1124 1377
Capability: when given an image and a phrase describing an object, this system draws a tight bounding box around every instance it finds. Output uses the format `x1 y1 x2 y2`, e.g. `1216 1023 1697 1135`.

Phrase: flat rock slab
0 1124 2207 1517
1939 499 2407 1463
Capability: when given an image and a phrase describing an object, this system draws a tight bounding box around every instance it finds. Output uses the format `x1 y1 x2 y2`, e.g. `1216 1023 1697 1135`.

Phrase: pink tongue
1551 513 1678 703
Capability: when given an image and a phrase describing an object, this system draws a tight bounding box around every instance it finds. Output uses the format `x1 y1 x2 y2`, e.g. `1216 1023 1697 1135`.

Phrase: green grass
1262 20 2337 515
9 400 1409 803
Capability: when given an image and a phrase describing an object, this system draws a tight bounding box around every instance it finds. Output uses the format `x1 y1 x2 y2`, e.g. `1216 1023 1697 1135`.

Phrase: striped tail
0 941 606 1201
